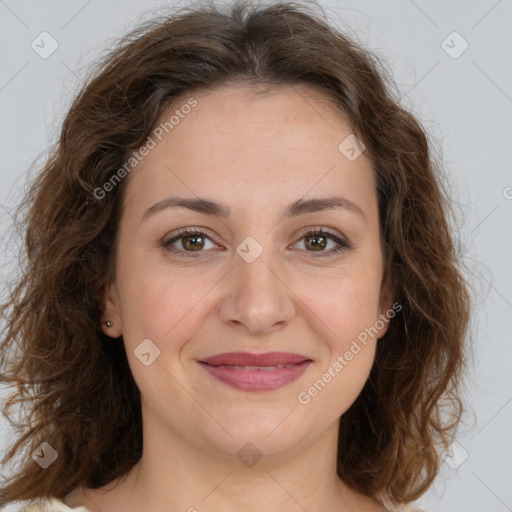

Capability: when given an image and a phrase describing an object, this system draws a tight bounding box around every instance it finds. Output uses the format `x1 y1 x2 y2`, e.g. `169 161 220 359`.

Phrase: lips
197 351 312 391
199 351 310 367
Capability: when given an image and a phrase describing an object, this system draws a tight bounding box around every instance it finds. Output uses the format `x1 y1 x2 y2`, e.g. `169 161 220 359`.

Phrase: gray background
0 1 511 511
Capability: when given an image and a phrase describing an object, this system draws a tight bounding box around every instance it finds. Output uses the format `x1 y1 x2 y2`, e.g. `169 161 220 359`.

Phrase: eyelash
162 227 352 258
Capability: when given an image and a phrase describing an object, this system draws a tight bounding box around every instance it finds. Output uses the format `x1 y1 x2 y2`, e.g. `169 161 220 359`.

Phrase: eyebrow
142 195 366 223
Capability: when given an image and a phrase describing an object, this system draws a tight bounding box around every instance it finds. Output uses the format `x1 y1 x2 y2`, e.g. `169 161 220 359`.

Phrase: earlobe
100 283 122 338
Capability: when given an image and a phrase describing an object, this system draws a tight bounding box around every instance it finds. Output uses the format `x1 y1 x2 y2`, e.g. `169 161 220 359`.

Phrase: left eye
162 227 352 257
294 228 351 255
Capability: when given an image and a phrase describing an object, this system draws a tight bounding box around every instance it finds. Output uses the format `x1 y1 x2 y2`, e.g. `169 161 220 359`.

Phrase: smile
197 357 312 391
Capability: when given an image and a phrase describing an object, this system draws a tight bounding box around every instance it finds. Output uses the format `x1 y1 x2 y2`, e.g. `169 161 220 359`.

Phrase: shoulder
385 502 433 512
1 498 92 512
387 506 433 512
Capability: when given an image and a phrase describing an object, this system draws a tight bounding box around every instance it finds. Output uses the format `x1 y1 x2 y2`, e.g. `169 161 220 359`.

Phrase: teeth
216 364 297 370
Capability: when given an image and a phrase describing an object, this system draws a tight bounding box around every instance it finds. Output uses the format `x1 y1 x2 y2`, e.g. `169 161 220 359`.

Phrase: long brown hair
0 0 471 506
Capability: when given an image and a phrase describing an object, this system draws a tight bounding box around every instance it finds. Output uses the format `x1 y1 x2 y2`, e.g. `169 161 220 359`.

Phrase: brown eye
304 232 328 251
163 228 219 257
293 228 352 257
163 227 352 259
180 233 206 251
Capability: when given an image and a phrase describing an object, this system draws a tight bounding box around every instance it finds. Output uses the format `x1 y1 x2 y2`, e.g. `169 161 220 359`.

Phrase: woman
0 1 471 511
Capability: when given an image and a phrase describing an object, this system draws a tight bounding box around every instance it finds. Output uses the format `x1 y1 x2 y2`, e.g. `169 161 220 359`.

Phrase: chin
206 410 309 453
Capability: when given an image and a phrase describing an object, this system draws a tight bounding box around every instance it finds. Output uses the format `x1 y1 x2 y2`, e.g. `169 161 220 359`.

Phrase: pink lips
198 351 312 391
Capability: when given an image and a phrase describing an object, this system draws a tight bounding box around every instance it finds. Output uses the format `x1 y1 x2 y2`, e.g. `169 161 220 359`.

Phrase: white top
6 497 425 511
6 498 91 511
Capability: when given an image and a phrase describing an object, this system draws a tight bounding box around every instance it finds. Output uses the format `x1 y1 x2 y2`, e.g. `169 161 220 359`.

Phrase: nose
217 246 296 336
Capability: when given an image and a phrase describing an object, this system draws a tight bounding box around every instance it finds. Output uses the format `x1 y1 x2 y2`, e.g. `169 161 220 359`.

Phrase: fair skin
65 83 392 512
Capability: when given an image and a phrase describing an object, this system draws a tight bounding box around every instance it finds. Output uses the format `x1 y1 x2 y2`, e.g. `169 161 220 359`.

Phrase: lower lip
198 361 312 391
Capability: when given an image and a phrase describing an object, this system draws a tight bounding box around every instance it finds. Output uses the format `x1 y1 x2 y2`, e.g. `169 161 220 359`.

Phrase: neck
77 413 384 512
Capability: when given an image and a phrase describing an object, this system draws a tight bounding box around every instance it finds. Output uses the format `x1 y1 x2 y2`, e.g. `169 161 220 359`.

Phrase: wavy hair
0 0 471 507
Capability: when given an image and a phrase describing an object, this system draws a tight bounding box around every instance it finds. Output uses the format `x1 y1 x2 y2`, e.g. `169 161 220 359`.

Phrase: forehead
166 83 354 157
123 83 377 224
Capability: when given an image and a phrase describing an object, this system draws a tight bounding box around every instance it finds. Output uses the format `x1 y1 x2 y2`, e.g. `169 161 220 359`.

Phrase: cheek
114 262 212 404
299 341 376 427
115 245 220 355
296 274 380 418
301 263 383 342
118 272 204 338
295 263 382 401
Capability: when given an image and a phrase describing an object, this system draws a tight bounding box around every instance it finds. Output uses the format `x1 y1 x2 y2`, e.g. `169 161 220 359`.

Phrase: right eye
162 228 222 257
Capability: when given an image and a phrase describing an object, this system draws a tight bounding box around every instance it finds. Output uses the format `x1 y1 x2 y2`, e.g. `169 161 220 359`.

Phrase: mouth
197 352 313 391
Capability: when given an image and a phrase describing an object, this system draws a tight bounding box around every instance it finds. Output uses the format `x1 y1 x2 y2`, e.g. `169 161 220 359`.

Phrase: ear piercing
105 320 113 328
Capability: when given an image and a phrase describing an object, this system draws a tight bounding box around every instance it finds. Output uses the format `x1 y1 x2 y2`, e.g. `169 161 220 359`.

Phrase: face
102 83 392 460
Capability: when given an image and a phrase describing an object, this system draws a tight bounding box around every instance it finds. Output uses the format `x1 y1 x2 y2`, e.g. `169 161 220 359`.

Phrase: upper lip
198 351 311 366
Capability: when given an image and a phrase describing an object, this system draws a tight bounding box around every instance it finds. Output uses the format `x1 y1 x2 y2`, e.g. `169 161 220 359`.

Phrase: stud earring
105 320 113 328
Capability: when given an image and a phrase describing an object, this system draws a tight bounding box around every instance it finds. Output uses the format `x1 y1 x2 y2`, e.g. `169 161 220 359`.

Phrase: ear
100 281 123 338
375 279 395 339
